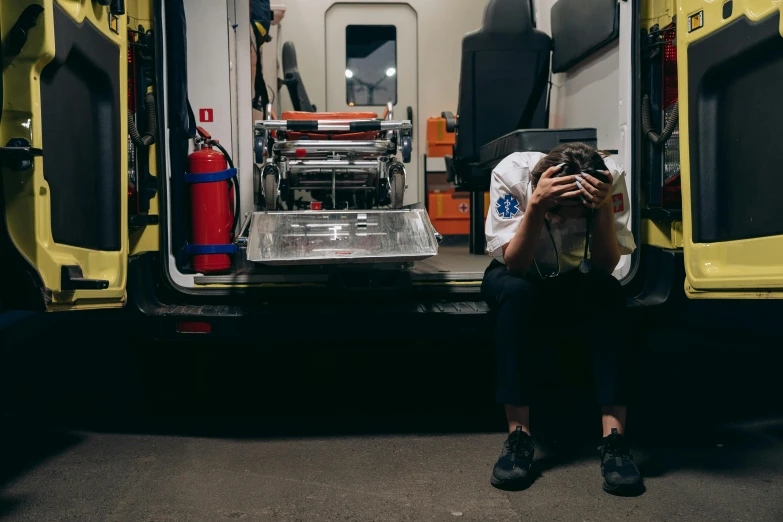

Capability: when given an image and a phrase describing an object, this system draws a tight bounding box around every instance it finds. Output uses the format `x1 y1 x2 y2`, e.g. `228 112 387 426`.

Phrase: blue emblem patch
495 194 520 219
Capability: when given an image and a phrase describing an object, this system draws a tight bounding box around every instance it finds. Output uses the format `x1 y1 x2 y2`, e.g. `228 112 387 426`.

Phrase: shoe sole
602 479 643 496
490 473 531 491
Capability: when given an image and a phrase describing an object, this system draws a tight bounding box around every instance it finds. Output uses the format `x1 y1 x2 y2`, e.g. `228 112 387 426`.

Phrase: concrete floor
2 300 783 521
2 423 782 521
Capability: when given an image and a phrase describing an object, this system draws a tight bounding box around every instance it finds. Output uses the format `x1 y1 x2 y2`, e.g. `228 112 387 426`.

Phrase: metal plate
246 209 439 265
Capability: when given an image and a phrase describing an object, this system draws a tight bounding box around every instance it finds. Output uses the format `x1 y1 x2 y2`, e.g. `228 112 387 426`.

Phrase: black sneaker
598 428 642 494
490 427 535 490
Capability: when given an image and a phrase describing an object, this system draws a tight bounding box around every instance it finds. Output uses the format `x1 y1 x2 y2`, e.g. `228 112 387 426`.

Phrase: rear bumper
126 245 684 341
126 255 490 341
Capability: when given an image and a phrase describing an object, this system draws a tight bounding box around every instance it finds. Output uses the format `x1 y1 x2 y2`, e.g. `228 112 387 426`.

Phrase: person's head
531 142 611 220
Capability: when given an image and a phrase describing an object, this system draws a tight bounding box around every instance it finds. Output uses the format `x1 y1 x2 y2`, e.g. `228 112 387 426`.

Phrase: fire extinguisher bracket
183 168 238 183
185 243 239 255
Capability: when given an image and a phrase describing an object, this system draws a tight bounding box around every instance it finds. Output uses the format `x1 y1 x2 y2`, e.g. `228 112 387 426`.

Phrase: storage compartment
428 190 489 236
427 117 456 157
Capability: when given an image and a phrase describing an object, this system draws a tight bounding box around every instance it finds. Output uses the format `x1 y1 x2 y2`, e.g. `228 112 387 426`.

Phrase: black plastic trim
623 0 644 290
349 121 382 132
551 0 620 73
287 120 318 131
60 265 109 291
40 3 121 251
688 12 783 244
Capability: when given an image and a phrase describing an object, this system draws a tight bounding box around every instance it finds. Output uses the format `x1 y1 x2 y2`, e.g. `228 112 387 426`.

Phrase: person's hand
577 171 613 209
530 164 581 210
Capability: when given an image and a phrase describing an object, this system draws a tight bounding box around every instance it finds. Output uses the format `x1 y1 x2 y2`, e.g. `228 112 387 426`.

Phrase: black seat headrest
482 0 534 34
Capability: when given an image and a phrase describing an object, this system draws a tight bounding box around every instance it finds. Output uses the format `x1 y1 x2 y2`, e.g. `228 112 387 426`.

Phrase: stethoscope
532 210 595 280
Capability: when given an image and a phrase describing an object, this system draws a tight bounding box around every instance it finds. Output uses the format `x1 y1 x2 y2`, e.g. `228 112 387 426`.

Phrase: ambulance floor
409 245 491 280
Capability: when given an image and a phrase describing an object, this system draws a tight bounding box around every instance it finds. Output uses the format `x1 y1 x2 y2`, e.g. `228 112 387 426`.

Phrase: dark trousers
481 259 633 407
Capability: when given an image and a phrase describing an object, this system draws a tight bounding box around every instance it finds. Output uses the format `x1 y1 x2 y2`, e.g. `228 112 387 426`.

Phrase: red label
458 202 470 214
612 193 625 213
199 108 214 123
310 202 322 210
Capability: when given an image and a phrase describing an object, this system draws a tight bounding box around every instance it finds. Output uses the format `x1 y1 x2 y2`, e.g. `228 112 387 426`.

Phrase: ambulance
1 0 780 338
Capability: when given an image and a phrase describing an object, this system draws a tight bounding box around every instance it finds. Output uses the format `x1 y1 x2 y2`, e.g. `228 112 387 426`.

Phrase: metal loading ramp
245 209 439 265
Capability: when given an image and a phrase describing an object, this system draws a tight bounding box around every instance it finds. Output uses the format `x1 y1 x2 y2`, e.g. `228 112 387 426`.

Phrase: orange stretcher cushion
280 111 381 140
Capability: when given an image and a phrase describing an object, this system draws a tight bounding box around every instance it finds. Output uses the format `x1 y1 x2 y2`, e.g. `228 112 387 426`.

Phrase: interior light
345 69 354 79
386 67 396 77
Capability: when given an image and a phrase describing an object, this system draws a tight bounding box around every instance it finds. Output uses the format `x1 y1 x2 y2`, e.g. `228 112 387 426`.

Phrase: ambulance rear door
1 0 129 311
678 0 783 298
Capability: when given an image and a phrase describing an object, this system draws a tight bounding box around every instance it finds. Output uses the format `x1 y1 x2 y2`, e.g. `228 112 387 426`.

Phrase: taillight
661 23 681 208
662 25 678 108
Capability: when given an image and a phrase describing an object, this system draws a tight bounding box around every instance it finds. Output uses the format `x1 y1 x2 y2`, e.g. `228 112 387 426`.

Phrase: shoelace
600 437 633 463
507 435 533 467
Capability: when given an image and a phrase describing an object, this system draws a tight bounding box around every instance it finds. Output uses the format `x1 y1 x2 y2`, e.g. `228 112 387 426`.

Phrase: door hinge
61 265 109 291
129 213 160 228
0 139 43 171
4 5 45 57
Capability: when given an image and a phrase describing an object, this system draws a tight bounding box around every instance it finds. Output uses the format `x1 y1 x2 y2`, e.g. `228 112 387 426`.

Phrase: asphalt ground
1 300 783 521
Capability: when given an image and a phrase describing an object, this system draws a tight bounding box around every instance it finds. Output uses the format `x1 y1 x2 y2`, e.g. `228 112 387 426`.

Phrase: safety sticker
109 13 120 35
612 193 625 214
688 10 704 33
458 202 469 214
496 194 520 220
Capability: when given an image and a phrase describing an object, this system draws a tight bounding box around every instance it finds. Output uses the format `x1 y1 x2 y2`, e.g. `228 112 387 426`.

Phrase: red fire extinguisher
185 127 239 274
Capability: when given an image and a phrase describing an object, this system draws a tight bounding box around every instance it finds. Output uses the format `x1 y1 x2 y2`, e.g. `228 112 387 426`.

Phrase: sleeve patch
612 193 625 214
496 194 520 219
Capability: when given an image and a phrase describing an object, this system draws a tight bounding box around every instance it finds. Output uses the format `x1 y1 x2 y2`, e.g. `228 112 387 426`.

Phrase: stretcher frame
253 103 414 212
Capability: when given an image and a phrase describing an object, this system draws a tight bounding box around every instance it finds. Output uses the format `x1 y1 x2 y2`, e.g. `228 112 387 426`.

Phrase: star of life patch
496 194 520 220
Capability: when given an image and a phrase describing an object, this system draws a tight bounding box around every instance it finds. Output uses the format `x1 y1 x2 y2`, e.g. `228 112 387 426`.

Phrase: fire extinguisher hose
208 140 240 238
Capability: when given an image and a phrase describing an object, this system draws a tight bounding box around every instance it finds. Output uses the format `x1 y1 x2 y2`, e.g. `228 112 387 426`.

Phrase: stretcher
254 105 413 211
245 105 438 266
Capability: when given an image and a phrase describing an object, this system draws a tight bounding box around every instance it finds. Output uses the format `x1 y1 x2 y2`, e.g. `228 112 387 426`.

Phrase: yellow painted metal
1 0 128 310
642 218 684 250
678 0 783 298
642 0 677 30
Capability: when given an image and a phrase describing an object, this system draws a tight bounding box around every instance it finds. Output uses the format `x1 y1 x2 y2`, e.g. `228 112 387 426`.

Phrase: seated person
481 142 642 494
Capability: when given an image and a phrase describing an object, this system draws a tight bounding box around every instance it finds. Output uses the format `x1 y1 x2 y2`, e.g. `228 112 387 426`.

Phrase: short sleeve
605 158 636 255
484 154 533 259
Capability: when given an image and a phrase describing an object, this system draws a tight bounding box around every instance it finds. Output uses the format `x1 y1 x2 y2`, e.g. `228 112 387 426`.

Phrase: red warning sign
199 108 214 123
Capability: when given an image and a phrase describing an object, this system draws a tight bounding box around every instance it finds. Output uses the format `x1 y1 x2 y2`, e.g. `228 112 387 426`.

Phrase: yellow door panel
677 0 783 298
643 0 676 31
1 0 128 310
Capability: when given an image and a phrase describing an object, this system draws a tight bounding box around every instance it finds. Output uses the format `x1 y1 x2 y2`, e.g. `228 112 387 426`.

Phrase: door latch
0 139 43 171
61 265 109 291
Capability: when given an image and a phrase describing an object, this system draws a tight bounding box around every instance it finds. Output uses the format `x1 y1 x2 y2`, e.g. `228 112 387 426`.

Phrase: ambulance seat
281 41 316 112
444 0 551 190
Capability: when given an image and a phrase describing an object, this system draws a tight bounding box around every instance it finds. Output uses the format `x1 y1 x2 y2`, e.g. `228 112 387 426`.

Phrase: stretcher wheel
401 136 412 164
390 167 405 209
263 173 278 211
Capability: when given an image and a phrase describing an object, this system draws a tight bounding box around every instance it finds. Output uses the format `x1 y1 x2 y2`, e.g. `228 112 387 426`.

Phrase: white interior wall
533 0 621 150
268 0 489 172
184 0 235 157
533 0 634 280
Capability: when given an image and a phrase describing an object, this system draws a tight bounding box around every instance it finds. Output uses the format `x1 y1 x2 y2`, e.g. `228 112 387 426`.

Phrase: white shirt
485 152 636 274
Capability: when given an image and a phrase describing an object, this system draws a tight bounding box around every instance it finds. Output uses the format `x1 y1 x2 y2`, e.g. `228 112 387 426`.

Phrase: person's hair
530 142 611 190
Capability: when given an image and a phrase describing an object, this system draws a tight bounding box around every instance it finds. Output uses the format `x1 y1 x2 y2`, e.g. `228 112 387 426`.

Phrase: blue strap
186 243 239 255
184 168 237 184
